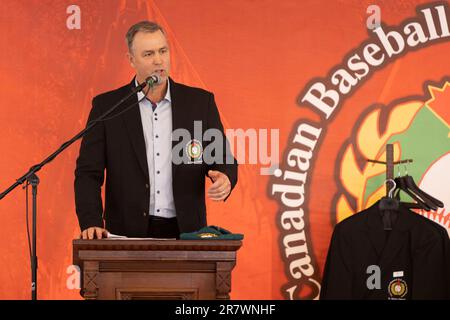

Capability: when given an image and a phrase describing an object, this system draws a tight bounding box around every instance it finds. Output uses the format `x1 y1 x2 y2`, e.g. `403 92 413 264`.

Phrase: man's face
128 30 170 85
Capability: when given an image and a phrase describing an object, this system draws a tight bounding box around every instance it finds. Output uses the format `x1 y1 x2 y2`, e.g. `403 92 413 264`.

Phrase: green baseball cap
180 225 244 240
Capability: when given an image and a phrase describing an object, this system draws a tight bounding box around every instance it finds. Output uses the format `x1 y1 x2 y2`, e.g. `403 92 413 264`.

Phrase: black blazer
320 201 450 300
74 78 238 237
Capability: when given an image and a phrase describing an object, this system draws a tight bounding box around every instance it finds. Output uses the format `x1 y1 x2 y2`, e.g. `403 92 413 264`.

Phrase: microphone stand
0 78 151 300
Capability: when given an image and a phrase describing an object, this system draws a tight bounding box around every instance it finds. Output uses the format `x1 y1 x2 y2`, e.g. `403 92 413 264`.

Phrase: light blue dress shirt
136 79 176 218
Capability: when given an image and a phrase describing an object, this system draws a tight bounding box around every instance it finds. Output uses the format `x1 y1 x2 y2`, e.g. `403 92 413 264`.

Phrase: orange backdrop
0 0 448 299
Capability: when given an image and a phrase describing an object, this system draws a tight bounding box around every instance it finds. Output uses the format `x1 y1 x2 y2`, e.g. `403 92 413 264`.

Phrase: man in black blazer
74 21 238 239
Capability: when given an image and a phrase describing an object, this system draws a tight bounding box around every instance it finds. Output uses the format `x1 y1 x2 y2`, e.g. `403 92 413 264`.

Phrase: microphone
136 74 161 91
145 74 161 87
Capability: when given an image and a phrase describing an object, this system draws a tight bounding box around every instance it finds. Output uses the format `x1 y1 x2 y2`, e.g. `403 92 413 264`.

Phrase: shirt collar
135 77 171 104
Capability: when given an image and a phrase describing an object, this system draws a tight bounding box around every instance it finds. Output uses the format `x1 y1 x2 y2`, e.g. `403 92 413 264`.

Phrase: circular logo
388 279 408 299
186 139 203 161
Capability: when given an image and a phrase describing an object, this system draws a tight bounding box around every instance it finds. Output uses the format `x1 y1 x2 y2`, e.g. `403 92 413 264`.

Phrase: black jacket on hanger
320 201 449 300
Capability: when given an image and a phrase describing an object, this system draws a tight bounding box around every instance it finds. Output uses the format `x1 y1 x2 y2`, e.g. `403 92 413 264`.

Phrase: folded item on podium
106 232 176 240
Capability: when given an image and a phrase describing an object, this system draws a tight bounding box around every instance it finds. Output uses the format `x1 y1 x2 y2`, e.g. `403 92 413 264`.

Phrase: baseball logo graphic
186 139 203 163
335 81 450 236
388 278 408 299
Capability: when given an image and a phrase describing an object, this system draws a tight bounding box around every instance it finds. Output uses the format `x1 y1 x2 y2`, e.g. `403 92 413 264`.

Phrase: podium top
72 239 242 252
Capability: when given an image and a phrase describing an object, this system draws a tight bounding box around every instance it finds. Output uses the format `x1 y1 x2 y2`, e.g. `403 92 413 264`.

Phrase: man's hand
78 227 108 240
207 170 231 201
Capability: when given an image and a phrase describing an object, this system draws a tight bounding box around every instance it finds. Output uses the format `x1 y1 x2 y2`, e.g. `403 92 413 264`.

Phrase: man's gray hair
126 21 166 53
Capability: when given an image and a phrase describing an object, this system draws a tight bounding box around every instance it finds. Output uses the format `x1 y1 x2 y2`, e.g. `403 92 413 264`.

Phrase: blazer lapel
170 77 184 179
122 79 149 179
366 207 387 259
366 203 410 267
377 207 411 268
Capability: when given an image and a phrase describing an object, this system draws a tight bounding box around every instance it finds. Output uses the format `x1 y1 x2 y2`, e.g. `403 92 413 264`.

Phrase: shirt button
156 153 160 156
143 212 147 217
145 184 149 189
154 113 158 116
154 118 158 121
157 190 160 194
157 171 160 174
155 135 159 138
157 209 160 213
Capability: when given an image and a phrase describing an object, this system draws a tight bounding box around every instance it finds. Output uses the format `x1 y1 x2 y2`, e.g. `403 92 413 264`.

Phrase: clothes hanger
378 178 399 230
401 161 443 208
394 162 443 211
394 175 432 211
403 175 444 208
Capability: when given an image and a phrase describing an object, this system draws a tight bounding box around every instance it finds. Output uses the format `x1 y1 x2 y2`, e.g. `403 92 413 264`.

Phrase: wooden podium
72 239 242 300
